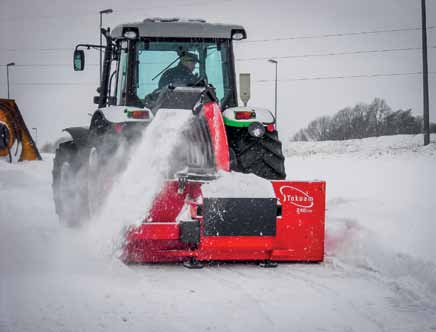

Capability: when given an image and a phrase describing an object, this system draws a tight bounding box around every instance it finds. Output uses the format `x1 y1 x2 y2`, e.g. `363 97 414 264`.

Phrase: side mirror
239 73 251 106
73 50 85 71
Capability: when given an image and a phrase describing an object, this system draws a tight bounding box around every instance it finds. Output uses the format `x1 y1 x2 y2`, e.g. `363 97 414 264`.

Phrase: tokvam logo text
279 186 314 208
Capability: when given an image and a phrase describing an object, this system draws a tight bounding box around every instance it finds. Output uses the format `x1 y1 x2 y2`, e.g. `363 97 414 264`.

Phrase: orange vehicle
0 99 41 162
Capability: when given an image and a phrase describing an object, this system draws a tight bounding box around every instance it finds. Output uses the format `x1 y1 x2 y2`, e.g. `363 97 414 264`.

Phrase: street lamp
268 59 278 125
6 62 15 99
99 9 113 82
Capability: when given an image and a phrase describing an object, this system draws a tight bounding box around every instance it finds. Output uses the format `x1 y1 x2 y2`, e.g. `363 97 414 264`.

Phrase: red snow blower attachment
122 91 326 267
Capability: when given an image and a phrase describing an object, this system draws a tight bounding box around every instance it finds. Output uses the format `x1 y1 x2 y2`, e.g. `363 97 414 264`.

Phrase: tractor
52 18 325 267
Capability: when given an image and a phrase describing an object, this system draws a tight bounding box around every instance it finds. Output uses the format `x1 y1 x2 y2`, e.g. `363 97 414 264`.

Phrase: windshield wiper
151 53 183 81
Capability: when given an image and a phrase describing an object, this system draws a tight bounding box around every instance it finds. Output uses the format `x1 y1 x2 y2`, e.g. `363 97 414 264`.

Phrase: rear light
235 111 255 120
266 124 275 132
127 110 150 120
123 30 138 39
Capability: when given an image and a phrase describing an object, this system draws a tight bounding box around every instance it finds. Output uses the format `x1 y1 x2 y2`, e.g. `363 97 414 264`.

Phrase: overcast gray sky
0 0 435 144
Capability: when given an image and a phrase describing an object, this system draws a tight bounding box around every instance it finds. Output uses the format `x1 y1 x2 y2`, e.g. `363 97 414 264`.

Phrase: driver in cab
158 52 199 89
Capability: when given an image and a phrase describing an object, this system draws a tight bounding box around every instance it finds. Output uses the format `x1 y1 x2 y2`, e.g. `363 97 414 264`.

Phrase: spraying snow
86 108 194 256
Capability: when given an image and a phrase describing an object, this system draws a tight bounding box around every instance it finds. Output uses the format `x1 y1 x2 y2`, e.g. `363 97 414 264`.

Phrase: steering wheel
190 74 208 87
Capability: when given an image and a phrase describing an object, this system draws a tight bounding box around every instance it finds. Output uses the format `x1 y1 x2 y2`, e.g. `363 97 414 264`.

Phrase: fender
222 106 275 128
62 126 89 147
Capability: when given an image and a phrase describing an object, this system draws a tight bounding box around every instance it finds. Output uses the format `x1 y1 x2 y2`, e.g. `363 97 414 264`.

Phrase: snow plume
85 109 194 258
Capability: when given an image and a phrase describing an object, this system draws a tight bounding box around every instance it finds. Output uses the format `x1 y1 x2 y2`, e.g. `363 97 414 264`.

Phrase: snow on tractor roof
111 17 246 40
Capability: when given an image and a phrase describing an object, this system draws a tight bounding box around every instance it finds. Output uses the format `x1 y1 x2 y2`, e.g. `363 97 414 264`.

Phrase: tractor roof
111 18 246 40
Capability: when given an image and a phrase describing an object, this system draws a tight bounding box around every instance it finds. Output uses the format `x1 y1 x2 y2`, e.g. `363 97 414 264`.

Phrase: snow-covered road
1 135 436 332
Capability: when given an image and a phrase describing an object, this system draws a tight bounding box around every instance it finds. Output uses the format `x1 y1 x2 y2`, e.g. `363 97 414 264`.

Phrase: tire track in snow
202 266 276 329
278 265 388 332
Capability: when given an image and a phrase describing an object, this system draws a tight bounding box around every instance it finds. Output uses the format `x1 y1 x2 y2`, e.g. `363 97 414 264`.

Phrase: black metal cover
203 198 277 236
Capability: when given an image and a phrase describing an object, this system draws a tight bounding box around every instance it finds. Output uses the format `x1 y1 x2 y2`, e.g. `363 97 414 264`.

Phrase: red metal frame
202 102 230 171
122 180 326 263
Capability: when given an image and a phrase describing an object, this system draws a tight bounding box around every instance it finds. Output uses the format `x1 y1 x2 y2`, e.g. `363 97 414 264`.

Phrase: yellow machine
0 99 41 162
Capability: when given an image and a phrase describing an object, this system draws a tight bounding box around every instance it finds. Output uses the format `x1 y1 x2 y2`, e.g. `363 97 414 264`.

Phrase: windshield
134 39 233 107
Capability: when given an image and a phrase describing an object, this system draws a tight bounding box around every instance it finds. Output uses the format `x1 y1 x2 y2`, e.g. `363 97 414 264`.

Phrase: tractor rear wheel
229 129 286 180
52 141 89 226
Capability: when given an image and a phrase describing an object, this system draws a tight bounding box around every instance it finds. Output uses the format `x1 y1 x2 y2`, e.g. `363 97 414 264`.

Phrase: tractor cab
71 18 286 181
74 18 246 111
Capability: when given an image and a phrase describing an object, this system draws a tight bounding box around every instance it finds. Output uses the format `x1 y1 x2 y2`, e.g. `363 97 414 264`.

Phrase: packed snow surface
1 134 436 331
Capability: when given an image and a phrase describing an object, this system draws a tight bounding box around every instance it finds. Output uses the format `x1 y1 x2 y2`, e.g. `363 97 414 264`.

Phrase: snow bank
285 134 436 301
285 133 436 158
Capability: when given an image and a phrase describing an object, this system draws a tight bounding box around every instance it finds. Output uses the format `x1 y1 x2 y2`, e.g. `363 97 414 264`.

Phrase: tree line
293 98 436 141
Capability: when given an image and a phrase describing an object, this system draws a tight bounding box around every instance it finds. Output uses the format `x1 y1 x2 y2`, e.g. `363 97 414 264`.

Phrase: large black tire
84 137 129 218
52 141 89 226
85 143 116 217
228 128 286 180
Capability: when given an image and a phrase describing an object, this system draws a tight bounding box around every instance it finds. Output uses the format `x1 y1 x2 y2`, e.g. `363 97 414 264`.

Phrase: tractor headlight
123 30 138 39
231 29 246 40
248 122 265 138
232 32 244 40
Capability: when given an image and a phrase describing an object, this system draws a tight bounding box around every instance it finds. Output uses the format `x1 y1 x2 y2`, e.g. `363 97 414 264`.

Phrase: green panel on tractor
223 117 252 128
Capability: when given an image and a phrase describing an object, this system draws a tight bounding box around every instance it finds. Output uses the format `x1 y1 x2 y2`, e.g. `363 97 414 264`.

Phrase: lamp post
268 59 278 126
421 0 430 146
99 9 113 82
6 62 15 99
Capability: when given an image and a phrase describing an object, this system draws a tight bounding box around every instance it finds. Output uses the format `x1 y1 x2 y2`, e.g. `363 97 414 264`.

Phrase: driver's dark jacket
158 63 197 89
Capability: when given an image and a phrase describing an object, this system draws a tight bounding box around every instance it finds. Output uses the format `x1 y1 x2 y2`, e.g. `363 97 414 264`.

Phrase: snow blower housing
53 18 325 266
